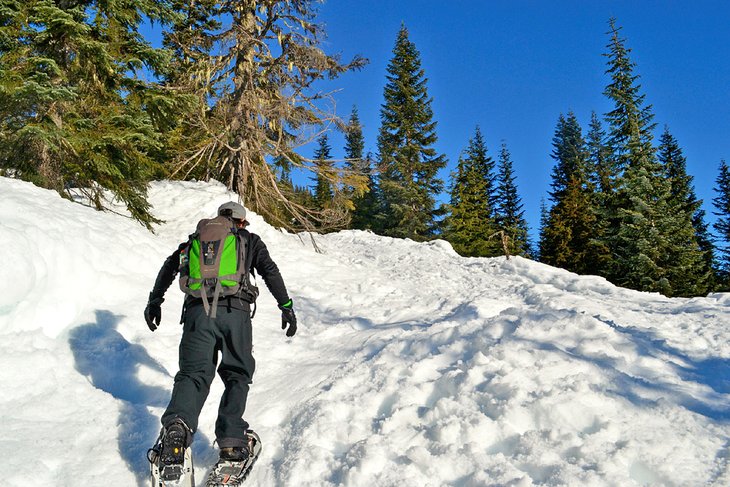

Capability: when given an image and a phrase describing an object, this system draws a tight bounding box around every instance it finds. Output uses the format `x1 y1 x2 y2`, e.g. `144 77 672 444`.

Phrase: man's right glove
144 295 164 332
278 299 297 337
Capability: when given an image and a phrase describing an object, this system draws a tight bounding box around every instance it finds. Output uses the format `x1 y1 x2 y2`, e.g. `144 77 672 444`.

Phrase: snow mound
1 177 728 486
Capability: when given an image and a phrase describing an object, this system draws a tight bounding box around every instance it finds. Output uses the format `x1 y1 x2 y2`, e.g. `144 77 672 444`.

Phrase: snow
1 176 728 486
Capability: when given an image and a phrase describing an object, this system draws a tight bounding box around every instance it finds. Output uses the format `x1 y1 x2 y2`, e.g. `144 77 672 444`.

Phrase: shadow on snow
67 310 212 485
593 316 729 421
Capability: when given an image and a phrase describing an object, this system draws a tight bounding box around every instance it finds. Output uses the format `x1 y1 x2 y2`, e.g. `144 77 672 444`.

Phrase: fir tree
585 111 613 273
713 160 730 286
343 106 377 230
600 19 704 296
0 0 181 228
165 0 367 232
495 142 530 256
344 107 365 173
444 126 500 257
658 127 714 294
540 112 598 274
377 24 447 240
312 134 334 211
587 111 614 195
351 152 383 232
603 18 657 174
537 197 550 261
610 158 709 296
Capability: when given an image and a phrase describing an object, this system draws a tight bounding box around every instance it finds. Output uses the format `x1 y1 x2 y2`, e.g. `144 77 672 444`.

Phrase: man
144 201 297 476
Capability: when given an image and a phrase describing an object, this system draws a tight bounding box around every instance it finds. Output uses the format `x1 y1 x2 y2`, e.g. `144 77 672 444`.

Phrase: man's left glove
278 299 297 337
144 295 164 332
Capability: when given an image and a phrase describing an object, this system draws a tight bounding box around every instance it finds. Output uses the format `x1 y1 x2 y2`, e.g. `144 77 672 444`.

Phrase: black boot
219 445 250 462
160 419 191 466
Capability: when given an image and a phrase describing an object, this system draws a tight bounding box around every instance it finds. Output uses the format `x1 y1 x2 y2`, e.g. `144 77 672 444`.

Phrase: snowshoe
205 430 262 486
148 420 195 487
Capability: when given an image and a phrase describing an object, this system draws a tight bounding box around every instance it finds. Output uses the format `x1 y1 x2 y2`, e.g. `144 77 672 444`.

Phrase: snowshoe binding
205 430 262 486
148 419 194 487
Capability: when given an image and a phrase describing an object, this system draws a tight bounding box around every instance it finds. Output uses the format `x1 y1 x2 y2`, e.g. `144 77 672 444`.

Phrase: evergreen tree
377 25 447 240
344 107 365 173
600 18 658 287
312 134 334 210
603 18 657 175
713 160 730 286
443 126 500 257
495 142 530 256
351 152 383 232
343 106 378 230
270 151 311 229
540 112 598 274
0 0 181 228
585 111 613 273
537 197 550 261
600 19 705 296
658 127 714 294
165 0 367 232
586 111 614 195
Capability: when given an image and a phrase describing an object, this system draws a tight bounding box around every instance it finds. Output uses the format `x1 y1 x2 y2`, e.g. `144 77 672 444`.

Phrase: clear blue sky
307 0 730 239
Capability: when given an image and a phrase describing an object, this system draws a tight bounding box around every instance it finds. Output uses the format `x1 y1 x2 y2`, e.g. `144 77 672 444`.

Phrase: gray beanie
217 201 247 220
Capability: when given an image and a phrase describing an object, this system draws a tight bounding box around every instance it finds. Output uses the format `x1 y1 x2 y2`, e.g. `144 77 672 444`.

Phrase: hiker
143 201 297 478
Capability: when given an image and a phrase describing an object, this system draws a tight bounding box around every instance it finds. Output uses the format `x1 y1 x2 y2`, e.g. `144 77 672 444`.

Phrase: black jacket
149 229 290 312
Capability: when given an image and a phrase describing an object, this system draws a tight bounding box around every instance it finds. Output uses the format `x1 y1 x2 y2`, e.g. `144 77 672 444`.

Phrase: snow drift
0 176 728 486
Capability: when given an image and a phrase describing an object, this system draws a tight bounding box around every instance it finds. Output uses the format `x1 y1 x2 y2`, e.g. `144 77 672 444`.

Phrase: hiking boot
219 445 250 462
160 420 190 466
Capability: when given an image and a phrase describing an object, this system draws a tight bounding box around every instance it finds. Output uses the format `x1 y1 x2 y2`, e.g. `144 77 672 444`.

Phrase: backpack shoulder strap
237 229 254 274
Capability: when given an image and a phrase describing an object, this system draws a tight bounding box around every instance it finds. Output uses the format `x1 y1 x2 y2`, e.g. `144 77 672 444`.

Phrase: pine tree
165 0 367 232
600 18 659 288
540 112 598 274
585 111 613 274
603 19 657 175
537 197 550 261
312 134 334 210
587 111 615 195
0 0 181 228
713 160 730 286
343 106 377 230
344 107 365 173
657 127 714 294
377 24 447 240
351 152 383 232
495 142 530 257
600 19 704 296
444 126 500 257
267 153 297 228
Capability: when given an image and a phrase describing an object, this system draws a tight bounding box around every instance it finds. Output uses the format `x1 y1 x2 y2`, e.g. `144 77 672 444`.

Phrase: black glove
144 295 164 331
278 300 297 337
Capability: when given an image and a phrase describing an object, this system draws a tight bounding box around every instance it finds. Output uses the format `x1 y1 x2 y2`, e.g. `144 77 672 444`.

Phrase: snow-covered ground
1 176 728 486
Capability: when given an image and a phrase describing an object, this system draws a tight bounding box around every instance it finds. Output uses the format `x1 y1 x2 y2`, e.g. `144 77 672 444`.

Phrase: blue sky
306 0 730 239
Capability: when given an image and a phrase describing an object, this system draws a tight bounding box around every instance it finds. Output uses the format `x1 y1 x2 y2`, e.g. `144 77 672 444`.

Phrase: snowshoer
144 201 297 484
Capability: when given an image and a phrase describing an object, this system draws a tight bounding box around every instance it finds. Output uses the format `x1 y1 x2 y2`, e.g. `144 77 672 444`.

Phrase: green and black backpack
178 216 258 317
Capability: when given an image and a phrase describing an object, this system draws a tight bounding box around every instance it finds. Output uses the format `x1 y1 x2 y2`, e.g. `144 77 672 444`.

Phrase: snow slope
1 176 728 486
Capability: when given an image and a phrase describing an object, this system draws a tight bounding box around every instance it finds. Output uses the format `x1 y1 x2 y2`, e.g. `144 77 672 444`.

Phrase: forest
1 0 728 296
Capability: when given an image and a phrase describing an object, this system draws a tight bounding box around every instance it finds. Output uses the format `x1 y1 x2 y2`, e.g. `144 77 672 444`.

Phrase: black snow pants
161 302 255 448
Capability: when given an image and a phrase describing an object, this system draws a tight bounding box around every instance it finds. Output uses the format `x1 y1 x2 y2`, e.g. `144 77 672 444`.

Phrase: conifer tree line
537 19 728 295
318 24 532 261
2 4 729 294
305 20 730 295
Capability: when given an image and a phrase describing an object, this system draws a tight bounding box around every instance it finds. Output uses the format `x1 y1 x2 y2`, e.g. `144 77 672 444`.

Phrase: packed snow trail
0 177 728 486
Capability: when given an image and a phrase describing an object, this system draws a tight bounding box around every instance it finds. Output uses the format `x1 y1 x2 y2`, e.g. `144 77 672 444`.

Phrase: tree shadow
519 315 730 422
67 310 213 485
595 316 730 420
